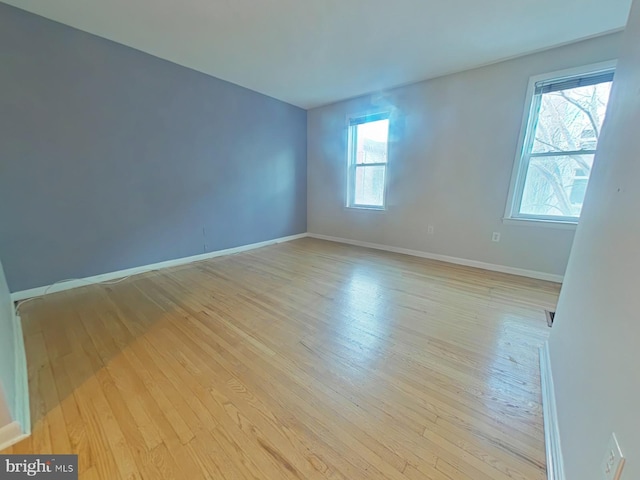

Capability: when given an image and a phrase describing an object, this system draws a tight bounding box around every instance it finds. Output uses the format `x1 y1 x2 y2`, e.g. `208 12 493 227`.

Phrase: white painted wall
0 259 16 428
548 1 639 478
307 32 623 278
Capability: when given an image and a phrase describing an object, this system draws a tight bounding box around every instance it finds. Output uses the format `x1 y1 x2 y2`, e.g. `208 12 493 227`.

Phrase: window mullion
529 150 597 158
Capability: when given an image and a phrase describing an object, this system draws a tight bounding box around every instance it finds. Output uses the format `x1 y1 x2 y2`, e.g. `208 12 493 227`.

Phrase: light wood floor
3 238 561 479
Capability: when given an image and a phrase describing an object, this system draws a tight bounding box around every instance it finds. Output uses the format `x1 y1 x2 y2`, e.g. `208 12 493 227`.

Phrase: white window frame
346 111 390 210
503 60 617 227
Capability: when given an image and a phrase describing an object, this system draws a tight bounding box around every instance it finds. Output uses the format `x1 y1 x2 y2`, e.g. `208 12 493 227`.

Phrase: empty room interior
1 0 639 479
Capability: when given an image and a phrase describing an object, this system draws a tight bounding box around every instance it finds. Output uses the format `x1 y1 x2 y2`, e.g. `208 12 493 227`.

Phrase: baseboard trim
308 233 563 283
0 422 28 452
11 231 563 301
11 233 308 301
13 309 30 437
540 342 566 480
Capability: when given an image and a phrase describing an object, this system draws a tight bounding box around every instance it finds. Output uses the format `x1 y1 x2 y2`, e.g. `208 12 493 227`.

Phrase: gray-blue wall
0 3 307 292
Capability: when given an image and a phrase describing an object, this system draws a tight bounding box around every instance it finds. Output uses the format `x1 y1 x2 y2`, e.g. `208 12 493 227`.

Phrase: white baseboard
0 421 28 452
540 342 566 480
308 233 564 283
11 231 562 302
13 310 29 437
11 233 308 302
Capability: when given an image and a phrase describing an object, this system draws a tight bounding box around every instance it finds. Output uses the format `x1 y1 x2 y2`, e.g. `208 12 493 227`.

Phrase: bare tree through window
513 68 614 221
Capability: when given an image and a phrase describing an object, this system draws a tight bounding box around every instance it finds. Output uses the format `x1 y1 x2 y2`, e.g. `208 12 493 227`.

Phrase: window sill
345 205 386 212
502 217 578 230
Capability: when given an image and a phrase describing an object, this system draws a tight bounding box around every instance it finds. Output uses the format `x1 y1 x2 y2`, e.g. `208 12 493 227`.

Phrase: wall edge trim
0 421 28 452
540 342 566 480
13 309 29 438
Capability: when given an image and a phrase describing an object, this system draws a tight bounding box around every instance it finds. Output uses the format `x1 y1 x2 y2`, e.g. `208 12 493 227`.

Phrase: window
346 113 390 209
506 64 615 223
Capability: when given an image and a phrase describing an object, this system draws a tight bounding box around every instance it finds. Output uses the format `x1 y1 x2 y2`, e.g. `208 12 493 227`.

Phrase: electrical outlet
427 225 434 235
601 433 625 480
491 232 501 242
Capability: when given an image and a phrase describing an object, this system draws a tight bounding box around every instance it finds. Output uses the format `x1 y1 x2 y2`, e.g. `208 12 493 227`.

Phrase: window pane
356 119 389 164
519 154 595 218
531 82 612 154
354 165 385 206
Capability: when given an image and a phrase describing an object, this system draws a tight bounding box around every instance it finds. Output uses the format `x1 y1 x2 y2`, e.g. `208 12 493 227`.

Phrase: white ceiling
3 0 632 109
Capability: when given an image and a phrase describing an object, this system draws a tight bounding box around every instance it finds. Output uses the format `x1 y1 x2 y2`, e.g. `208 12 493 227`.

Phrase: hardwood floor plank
49 356 94 473
1 238 559 480
63 352 126 480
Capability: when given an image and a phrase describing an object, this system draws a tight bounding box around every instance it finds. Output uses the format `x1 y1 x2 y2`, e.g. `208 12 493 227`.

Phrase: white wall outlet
601 433 625 480
491 232 501 242
427 225 434 235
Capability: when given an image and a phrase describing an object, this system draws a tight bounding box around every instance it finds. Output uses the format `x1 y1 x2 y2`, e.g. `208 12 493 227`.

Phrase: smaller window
346 113 390 209
506 64 615 223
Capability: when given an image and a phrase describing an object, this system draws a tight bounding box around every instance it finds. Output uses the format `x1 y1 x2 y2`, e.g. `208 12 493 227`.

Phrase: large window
346 113 390 209
506 64 615 223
